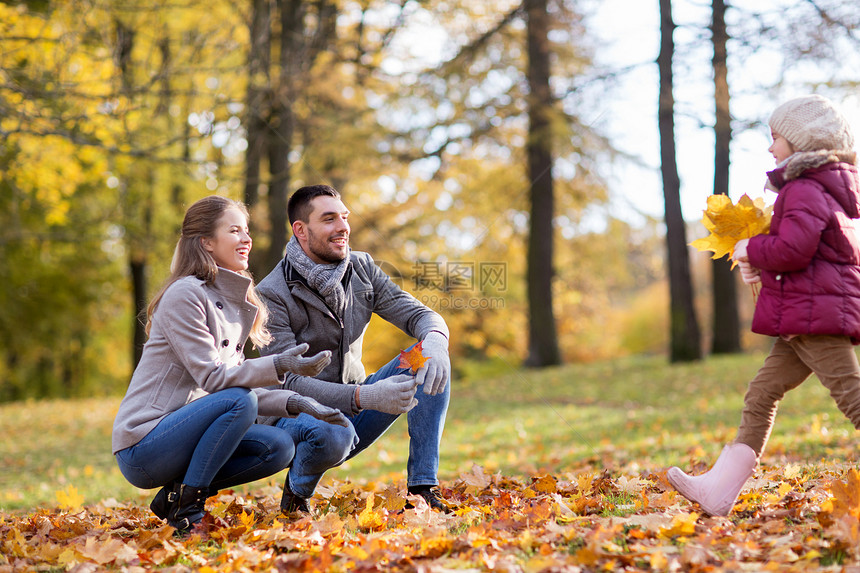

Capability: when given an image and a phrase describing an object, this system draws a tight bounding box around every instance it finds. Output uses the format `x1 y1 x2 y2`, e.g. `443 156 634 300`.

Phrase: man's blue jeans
275 352 450 498
116 387 295 490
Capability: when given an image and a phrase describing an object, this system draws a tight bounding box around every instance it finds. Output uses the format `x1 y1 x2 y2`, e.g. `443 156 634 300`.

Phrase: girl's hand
732 238 750 262
737 261 761 285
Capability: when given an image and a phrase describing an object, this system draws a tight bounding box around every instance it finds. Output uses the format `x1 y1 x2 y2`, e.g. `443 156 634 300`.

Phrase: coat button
215 301 224 309
776 274 782 280
221 339 230 347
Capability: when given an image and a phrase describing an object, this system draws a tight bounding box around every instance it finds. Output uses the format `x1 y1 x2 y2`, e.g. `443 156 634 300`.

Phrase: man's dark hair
288 184 341 225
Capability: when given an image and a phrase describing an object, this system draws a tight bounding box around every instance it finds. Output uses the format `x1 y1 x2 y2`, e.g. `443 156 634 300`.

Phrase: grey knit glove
286 394 350 427
415 331 450 395
274 343 331 377
358 374 419 414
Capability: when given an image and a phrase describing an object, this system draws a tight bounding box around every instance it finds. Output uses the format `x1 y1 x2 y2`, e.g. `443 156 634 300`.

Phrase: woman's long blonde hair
146 195 272 348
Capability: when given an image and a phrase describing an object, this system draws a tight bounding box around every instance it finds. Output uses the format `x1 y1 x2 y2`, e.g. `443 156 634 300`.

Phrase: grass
2 350 857 513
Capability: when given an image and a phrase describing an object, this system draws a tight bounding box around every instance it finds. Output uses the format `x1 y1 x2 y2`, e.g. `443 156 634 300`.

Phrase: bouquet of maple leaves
690 193 773 301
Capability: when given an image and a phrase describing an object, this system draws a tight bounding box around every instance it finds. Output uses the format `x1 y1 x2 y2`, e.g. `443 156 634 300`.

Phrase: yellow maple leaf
824 468 860 521
357 493 385 531
239 510 256 529
658 512 698 539
783 463 803 480
690 193 772 265
576 472 594 496
55 484 84 510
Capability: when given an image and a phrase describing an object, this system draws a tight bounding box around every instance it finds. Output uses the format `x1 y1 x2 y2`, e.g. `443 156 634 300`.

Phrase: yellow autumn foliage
55 484 84 510
822 468 860 521
358 493 386 532
690 193 773 264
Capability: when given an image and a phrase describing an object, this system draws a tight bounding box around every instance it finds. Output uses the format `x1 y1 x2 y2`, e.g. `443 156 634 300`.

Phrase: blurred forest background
1 0 859 402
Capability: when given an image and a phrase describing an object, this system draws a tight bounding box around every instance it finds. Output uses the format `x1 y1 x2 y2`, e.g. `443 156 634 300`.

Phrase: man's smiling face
300 195 350 264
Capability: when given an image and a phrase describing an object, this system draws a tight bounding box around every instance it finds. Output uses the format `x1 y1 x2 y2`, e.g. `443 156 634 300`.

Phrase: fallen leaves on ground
3 462 860 571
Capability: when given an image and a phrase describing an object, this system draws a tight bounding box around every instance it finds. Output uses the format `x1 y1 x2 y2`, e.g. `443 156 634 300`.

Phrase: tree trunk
710 0 741 354
130 257 147 367
658 0 702 362
524 0 561 367
244 0 271 279
115 18 151 370
265 106 292 268
261 0 303 271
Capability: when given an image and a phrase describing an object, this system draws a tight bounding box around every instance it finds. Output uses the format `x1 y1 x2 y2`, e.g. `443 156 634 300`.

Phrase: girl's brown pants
735 335 860 457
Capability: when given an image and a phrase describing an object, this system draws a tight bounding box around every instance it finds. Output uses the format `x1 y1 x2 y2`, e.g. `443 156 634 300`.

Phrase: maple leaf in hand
690 193 772 266
398 341 429 373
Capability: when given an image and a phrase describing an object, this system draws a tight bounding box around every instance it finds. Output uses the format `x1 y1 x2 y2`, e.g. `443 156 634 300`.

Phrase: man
256 184 451 513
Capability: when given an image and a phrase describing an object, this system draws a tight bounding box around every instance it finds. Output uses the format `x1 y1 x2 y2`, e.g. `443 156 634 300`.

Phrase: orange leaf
825 468 860 520
398 341 429 373
531 474 557 494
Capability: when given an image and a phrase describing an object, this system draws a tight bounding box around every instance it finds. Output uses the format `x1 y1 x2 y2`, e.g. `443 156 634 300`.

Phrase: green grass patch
1 351 857 512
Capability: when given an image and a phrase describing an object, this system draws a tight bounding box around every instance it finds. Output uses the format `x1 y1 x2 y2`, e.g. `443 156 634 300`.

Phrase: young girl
668 94 860 516
113 195 347 533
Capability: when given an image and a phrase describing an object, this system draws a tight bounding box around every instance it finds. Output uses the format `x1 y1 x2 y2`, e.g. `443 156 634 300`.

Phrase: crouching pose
112 195 347 534
668 95 860 515
256 184 452 514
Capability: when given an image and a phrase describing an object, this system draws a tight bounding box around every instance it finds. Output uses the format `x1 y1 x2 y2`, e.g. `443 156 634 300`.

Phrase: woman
112 195 347 533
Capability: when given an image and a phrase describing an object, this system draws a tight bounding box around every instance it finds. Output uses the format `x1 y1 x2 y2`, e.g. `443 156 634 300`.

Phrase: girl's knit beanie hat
768 94 854 152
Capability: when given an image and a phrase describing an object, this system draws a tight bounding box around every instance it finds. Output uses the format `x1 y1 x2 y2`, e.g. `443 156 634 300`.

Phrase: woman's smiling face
202 206 252 272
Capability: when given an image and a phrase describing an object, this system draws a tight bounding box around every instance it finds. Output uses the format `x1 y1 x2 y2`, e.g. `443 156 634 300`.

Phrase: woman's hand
286 394 350 427
274 343 332 377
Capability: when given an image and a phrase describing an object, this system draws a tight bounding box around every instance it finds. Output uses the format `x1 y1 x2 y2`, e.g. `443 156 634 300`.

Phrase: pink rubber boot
666 443 757 516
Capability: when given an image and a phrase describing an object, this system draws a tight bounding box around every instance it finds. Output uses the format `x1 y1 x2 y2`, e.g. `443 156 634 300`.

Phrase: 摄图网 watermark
410 261 507 310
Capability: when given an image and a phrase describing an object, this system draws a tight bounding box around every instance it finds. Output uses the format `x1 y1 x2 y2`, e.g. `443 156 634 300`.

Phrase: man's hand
274 343 332 377
415 331 450 395
358 374 419 414
286 394 350 427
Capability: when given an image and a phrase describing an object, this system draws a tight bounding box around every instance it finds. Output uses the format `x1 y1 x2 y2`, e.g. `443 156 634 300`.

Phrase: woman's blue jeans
115 387 295 490
275 352 450 498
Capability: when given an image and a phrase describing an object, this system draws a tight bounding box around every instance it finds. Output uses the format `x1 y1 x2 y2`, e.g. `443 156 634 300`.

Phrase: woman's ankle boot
667 443 757 516
149 480 178 519
166 483 209 532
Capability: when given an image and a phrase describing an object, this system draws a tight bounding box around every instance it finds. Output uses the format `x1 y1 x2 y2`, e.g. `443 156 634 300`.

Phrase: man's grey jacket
255 250 448 416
